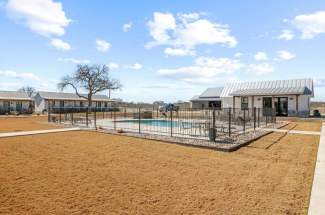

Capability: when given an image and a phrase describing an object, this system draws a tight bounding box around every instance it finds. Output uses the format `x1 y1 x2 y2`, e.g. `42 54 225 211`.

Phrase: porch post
232 96 235 113
252 96 254 109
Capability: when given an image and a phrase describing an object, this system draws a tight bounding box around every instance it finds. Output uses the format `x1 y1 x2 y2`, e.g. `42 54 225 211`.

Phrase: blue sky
0 0 325 102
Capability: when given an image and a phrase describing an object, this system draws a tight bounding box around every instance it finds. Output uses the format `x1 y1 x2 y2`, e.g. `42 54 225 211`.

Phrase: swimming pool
115 119 184 127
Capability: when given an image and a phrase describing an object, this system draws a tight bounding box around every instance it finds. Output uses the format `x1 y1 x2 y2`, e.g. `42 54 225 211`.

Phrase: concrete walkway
0 127 80 138
261 128 321 136
308 122 325 215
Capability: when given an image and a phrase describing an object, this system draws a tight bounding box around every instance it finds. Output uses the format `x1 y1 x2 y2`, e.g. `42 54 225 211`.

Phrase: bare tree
18 86 35 97
108 78 122 99
58 64 121 108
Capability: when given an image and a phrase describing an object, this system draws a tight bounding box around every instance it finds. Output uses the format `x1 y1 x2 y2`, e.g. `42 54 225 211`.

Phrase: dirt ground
0 130 319 215
282 121 322 132
0 116 61 133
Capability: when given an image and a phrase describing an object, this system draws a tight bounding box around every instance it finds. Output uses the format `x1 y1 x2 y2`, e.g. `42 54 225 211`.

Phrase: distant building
0 91 34 114
191 79 314 116
34 91 112 113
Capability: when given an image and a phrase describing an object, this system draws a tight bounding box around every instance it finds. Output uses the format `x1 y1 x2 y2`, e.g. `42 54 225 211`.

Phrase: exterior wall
0 100 32 113
221 95 311 116
191 101 209 109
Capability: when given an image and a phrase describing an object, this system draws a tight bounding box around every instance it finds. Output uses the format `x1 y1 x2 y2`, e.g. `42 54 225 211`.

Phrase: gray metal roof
222 79 314 97
230 86 312 96
37 91 111 101
0 91 32 101
199 87 224 98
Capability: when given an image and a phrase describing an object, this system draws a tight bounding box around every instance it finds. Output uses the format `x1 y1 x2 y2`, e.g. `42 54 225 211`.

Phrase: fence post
94 107 97 129
253 107 256 130
113 109 116 130
138 107 141 134
243 109 246 133
210 107 216 142
258 108 260 127
86 107 89 127
59 107 61 124
48 104 51 122
228 107 231 137
170 109 173 137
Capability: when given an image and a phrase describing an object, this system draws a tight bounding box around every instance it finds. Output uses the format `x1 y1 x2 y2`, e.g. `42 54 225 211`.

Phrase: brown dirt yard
0 130 319 215
0 116 61 133
281 121 322 132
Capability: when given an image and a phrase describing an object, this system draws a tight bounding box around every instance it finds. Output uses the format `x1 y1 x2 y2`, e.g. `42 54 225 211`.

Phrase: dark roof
0 91 32 101
37 91 111 101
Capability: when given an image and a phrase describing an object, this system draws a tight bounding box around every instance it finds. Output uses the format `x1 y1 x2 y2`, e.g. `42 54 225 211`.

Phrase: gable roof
36 91 111 101
0 91 32 101
199 87 224 98
190 87 223 102
222 79 314 97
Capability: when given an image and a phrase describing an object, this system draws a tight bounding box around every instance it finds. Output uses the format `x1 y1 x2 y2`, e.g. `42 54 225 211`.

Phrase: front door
275 97 288 116
16 102 22 113
3 101 10 112
262 97 273 116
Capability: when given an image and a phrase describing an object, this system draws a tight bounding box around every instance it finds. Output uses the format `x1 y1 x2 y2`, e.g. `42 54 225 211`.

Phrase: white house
191 79 314 117
0 91 34 114
34 91 112 113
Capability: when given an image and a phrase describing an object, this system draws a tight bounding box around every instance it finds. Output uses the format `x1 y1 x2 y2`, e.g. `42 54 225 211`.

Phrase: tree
18 86 35 97
58 64 121 108
107 78 122 99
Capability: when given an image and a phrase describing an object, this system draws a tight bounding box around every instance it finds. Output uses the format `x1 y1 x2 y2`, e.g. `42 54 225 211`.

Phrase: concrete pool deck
308 122 325 215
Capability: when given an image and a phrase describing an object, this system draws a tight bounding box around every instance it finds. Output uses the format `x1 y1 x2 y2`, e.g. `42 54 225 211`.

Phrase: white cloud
96 39 111 52
315 78 325 87
6 0 70 37
130 63 143 70
58 58 90 64
147 12 176 45
293 11 325 39
254 52 268 61
146 12 237 52
107 62 119 70
50 38 71 51
278 30 294 40
157 57 242 83
234 52 242 58
164 47 195 56
123 22 132 32
277 50 296 60
247 63 274 75
0 70 41 81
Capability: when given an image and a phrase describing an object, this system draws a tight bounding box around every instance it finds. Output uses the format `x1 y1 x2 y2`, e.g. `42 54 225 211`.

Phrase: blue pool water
116 119 184 127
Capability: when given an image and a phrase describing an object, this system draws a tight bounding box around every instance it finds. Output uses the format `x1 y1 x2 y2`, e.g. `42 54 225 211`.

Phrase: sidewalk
308 122 325 215
0 127 80 138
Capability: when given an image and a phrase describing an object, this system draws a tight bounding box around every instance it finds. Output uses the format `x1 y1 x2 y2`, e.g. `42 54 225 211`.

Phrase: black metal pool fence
48 106 276 141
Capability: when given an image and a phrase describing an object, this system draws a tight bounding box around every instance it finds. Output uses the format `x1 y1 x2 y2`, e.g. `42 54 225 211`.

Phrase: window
104 102 108 107
59 101 64 107
96 102 101 107
80 101 84 107
241 97 248 110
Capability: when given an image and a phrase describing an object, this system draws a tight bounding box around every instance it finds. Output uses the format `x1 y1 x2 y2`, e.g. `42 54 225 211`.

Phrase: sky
0 0 325 102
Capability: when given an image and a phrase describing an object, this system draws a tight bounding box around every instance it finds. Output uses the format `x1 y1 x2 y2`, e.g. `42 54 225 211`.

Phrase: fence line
48 106 276 141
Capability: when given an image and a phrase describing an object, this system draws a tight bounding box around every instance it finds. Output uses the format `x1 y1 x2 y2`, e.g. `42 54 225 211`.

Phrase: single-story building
34 91 113 113
190 87 223 109
0 91 34 114
191 79 314 116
